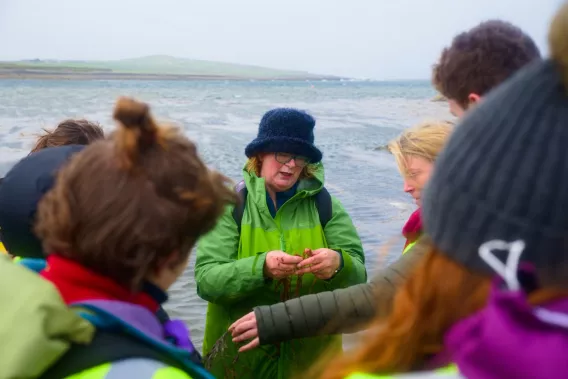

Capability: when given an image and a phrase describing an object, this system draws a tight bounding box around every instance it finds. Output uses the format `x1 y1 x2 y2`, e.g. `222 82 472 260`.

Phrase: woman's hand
264 250 303 279
296 248 341 280
229 311 260 352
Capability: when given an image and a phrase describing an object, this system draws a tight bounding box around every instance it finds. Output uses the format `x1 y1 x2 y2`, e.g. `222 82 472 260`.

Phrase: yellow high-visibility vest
346 364 460 378
402 239 418 255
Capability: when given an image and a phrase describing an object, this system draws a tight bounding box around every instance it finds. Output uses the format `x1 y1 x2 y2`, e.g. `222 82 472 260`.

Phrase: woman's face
260 152 306 193
401 155 434 207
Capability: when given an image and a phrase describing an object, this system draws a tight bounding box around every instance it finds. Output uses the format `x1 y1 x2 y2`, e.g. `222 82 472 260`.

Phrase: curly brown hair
35 97 238 290
433 20 541 108
30 119 105 153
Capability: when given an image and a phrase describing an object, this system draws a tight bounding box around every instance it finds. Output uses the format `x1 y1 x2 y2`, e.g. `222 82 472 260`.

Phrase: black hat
422 4 568 280
245 108 323 163
0 145 85 258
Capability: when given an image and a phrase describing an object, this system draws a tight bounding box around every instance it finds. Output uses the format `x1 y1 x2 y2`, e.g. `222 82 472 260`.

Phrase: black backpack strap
315 187 333 229
232 180 247 233
41 330 204 379
155 305 171 324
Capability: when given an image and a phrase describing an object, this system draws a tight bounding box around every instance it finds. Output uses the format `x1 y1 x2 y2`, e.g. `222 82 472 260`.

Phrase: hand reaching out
229 311 260 352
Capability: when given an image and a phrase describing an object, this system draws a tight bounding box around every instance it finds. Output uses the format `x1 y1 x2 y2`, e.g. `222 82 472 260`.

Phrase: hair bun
113 97 152 130
549 2 568 88
113 97 160 170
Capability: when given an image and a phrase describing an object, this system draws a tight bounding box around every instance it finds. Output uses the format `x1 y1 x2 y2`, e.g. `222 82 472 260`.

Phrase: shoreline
0 70 342 82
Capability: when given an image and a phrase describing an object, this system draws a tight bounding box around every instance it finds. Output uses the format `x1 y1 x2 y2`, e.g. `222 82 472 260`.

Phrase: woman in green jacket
230 121 454 353
195 108 367 379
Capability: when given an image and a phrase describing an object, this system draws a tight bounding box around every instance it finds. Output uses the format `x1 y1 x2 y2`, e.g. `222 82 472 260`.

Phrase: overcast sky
0 0 561 79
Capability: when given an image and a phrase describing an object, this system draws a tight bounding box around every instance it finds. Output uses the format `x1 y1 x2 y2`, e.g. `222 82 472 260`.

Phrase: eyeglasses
274 152 310 168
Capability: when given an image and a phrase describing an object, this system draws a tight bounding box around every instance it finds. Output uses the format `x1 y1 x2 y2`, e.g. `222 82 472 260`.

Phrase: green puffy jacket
195 163 367 379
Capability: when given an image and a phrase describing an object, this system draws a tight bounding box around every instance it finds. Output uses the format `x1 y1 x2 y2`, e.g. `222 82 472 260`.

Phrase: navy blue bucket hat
245 108 323 163
0 145 85 258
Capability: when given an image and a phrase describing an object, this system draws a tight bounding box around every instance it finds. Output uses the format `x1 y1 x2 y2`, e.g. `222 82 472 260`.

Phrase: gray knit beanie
422 3 568 280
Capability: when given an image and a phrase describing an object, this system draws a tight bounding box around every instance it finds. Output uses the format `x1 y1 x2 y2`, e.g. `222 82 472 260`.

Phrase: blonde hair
245 155 317 179
387 121 454 175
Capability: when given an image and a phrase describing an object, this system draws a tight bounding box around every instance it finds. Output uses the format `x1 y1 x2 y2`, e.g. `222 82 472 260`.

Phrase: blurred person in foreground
1 97 236 378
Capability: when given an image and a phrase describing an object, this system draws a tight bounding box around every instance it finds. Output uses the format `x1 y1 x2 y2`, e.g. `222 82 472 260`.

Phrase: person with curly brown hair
0 97 237 378
433 20 541 117
229 19 542 357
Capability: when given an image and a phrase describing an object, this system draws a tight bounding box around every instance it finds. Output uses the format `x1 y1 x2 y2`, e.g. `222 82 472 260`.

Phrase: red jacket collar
41 254 161 313
402 208 422 249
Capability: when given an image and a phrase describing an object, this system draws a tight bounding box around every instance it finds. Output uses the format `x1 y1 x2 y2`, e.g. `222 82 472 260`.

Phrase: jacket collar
41 254 165 313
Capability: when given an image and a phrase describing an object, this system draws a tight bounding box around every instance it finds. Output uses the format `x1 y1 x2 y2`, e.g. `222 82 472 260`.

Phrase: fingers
279 254 303 264
274 255 302 276
297 256 318 268
230 319 257 338
238 337 260 353
308 263 327 277
275 261 298 272
276 262 299 272
309 262 327 272
309 248 324 255
268 249 336 277
229 312 254 332
266 251 304 278
232 327 258 343
296 261 326 275
296 251 328 274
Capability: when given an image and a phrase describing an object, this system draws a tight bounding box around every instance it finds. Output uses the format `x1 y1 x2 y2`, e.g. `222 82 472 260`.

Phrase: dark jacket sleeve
254 242 426 345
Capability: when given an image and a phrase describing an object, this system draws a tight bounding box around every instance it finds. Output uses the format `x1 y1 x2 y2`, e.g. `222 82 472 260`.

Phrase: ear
151 251 180 274
467 93 481 105
165 250 184 270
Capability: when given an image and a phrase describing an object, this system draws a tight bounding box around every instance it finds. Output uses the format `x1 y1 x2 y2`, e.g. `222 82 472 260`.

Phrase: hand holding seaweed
296 248 341 280
264 250 303 279
275 249 319 301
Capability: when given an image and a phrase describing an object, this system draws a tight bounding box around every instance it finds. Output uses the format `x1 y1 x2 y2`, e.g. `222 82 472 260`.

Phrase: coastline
0 56 345 81
0 70 342 82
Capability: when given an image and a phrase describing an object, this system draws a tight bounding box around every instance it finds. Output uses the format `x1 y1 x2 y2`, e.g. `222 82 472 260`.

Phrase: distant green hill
0 55 339 80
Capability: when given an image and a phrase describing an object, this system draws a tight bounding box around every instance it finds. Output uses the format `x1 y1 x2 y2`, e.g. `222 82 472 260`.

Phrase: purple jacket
77 299 198 357
430 277 568 378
